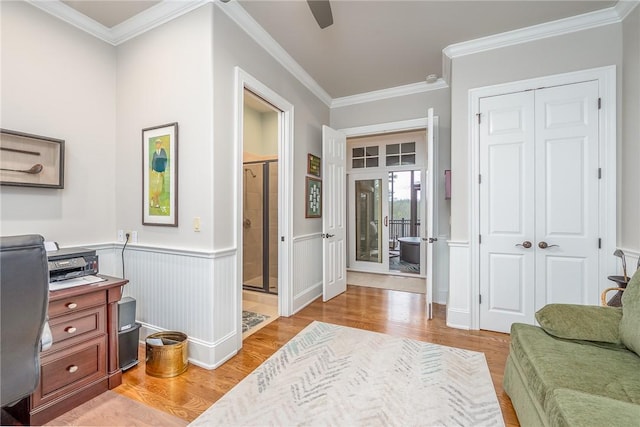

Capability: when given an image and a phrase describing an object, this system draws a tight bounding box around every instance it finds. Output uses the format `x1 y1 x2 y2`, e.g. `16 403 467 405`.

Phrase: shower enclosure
243 160 278 294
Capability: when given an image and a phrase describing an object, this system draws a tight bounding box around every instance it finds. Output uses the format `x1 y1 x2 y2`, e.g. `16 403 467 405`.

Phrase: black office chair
1 234 52 407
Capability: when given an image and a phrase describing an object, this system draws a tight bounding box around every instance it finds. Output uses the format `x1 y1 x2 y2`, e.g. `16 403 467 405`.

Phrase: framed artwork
142 122 178 226
305 177 322 218
0 128 64 189
307 153 321 177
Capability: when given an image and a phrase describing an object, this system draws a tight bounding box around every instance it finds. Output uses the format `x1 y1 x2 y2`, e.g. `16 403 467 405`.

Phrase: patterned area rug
242 310 269 333
190 321 504 426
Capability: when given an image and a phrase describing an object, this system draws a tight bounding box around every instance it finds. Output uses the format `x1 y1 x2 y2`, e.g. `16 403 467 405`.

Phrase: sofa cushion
536 304 623 345
546 388 640 427
509 323 640 410
620 269 640 356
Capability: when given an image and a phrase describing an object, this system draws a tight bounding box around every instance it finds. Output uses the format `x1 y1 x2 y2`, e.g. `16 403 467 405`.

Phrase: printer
47 247 99 282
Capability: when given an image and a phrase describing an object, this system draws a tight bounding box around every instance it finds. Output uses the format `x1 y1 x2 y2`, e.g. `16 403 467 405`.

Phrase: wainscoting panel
292 233 323 313
447 241 471 329
93 244 238 368
434 234 451 305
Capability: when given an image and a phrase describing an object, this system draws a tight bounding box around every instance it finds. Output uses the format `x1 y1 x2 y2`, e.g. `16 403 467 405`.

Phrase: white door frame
234 67 294 350
468 65 617 330
340 117 441 282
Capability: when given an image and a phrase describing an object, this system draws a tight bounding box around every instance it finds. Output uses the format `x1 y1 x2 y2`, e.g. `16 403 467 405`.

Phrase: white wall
213 6 330 247
0 2 116 245
116 4 214 251
449 24 623 242
621 6 640 256
243 105 278 157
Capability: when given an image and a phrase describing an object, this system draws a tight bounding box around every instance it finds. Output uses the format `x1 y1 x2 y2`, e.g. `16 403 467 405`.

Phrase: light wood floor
115 285 519 426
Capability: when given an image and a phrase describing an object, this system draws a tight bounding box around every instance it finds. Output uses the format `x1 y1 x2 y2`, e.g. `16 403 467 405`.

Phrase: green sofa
504 269 640 426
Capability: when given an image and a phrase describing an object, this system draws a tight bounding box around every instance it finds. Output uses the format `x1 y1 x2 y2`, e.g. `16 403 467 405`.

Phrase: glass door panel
388 170 421 275
348 173 389 272
355 178 382 263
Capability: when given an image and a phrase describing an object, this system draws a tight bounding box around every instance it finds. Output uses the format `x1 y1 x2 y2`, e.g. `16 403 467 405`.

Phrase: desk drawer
49 306 105 351
35 336 107 407
49 291 106 317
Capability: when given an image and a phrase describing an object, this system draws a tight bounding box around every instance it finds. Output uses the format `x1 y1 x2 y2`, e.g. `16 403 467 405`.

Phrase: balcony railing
389 218 420 239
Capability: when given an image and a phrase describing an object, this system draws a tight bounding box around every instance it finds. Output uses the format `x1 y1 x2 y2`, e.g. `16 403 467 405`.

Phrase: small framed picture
305 177 322 218
142 122 178 226
0 129 64 189
307 153 321 177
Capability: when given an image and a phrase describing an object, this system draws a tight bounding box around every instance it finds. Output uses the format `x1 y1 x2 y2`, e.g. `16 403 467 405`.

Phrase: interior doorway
347 130 427 278
241 89 279 336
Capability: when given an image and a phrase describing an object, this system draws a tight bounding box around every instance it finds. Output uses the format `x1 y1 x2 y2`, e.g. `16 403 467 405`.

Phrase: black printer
47 247 98 282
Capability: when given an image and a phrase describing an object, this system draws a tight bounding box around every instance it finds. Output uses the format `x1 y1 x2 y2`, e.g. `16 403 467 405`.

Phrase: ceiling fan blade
307 0 333 29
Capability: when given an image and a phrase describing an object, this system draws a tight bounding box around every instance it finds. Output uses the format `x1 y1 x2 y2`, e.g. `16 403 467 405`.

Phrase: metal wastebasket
145 331 188 378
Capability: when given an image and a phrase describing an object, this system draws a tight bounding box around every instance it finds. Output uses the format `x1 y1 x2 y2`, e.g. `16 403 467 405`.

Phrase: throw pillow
620 269 640 356
536 304 622 344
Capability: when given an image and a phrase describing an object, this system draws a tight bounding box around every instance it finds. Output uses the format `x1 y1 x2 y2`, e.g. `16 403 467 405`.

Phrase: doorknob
538 241 559 249
428 237 438 243
322 233 335 239
384 216 388 227
516 241 532 248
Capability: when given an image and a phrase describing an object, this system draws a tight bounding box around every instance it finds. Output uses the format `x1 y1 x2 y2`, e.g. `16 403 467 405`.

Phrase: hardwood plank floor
115 285 519 426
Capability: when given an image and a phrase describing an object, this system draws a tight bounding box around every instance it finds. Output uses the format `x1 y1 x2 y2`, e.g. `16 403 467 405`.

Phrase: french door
348 172 390 273
479 80 600 333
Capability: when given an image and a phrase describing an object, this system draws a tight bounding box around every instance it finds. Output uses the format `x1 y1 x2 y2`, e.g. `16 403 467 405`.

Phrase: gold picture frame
0 129 65 189
307 153 321 177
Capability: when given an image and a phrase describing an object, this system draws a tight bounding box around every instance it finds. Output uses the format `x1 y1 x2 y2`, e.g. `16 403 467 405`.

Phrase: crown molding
331 79 448 109
216 1 332 107
617 0 640 21
26 0 637 109
26 0 209 46
443 1 637 59
111 1 209 45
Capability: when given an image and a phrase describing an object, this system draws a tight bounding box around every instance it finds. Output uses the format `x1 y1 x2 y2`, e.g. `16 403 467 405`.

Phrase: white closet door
479 91 536 332
534 81 600 307
479 81 601 333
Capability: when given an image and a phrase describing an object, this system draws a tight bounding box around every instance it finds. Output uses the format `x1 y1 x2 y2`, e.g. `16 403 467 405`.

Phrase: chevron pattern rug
190 321 504 426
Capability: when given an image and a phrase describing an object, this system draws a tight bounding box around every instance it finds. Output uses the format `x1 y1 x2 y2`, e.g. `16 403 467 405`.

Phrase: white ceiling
56 0 621 98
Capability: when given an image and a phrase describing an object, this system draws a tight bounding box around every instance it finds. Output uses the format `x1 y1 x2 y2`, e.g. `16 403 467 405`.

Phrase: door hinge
478 174 482 184
479 294 482 304
477 113 481 124
479 234 482 244
598 168 602 179
281 236 285 242
598 238 602 249
598 98 602 110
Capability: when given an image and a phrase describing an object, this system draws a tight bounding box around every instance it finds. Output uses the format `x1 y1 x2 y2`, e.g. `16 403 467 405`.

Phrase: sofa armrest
535 304 623 345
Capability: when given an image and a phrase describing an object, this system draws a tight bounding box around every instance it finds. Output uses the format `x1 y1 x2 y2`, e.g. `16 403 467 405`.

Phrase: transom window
386 142 416 166
352 146 379 168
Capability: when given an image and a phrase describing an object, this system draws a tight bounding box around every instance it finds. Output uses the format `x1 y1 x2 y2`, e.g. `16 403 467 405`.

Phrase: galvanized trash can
145 331 188 378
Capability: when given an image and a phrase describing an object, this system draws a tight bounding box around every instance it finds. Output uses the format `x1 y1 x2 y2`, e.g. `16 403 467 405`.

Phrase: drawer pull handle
66 303 78 309
65 327 77 334
68 365 78 373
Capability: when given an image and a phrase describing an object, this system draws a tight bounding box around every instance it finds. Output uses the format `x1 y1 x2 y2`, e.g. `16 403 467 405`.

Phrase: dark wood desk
7 276 128 425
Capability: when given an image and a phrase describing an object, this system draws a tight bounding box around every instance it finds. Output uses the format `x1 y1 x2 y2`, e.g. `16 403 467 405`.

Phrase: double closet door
479 80 600 333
